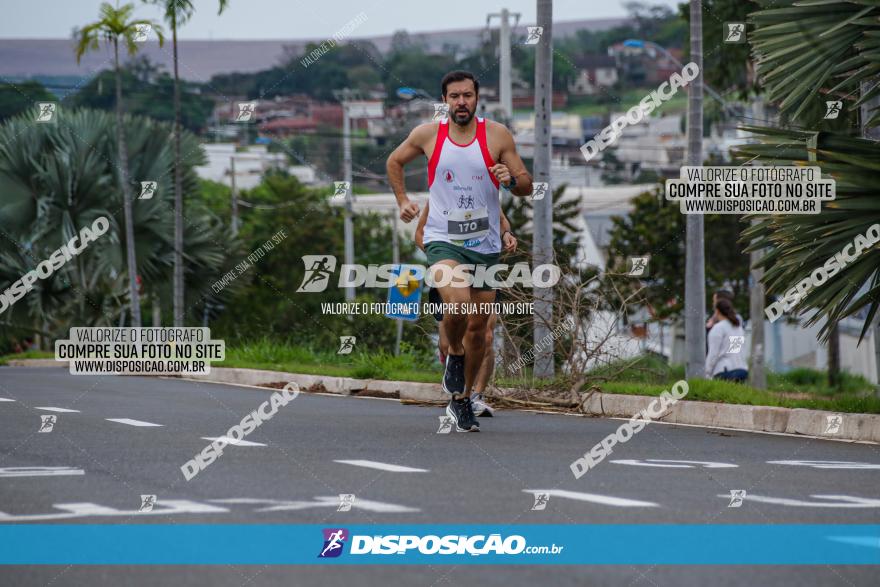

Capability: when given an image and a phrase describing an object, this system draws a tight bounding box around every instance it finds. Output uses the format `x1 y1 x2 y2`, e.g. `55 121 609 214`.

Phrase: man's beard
451 105 476 126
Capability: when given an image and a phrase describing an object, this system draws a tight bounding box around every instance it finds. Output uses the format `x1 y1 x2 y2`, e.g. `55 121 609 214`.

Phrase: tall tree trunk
748 97 766 388
828 321 840 389
172 15 185 327
114 39 141 327
684 0 706 378
860 81 880 394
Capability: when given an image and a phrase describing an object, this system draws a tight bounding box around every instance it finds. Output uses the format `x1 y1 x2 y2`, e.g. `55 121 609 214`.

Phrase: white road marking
334 459 428 473
828 536 880 549
35 407 81 413
0 466 84 478
716 494 880 508
611 459 738 469
106 418 163 427
523 489 658 507
0 397 15 402
767 460 880 470
0 499 228 522
210 496 420 513
201 436 266 447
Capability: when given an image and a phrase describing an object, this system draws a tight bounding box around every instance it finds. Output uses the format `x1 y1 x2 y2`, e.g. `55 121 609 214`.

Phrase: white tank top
423 117 501 254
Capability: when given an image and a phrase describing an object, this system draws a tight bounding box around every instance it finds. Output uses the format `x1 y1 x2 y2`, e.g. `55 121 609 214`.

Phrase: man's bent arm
500 210 511 234
495 125 533 197
386 126 429 208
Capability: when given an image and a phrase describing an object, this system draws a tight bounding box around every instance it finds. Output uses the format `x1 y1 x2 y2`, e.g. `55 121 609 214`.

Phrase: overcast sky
3 0 682 40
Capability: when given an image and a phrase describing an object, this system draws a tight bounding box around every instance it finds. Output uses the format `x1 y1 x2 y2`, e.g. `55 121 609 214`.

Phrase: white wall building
195 143 319 190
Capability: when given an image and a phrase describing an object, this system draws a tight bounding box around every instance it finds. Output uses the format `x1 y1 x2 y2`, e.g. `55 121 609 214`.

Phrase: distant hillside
0 17 625 82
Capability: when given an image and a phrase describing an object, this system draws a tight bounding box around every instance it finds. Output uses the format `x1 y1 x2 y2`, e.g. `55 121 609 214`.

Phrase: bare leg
462 289 496 395
473 312 497 393
433 261 469 357
437 319 449 362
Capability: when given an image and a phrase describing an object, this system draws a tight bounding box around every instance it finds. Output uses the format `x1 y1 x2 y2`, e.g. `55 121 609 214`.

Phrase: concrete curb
5 360 879 443
6 359 63 368
185 367 445 402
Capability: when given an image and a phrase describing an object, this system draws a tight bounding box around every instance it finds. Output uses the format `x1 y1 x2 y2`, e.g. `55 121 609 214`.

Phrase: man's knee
466 314 489 335
484 328 494 348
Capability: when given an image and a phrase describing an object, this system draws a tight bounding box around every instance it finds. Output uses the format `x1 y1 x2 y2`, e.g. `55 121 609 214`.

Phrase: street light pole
684 0 706 379
533 0 554 379
230 156 239 236
488 8 521 123
334 88 359 302
343 101 355 302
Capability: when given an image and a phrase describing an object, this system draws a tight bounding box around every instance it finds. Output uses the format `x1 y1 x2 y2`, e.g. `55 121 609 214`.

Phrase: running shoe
442 353 465 395
470 393 495 417
445 395 480 432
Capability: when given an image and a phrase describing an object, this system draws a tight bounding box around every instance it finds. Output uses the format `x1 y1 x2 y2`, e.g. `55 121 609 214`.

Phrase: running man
415 202 517 417
387 70 532 432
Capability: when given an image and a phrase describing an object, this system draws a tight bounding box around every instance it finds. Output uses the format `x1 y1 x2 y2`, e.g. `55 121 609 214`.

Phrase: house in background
568 55 619 96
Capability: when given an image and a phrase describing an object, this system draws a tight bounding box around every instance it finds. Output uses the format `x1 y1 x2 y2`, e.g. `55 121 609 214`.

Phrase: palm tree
0 109 232 342
74 2 164 327
742 0 880 387
145 0 229 327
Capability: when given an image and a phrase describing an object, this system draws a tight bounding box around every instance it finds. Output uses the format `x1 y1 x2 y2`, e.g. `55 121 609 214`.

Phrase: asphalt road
1 366 879 586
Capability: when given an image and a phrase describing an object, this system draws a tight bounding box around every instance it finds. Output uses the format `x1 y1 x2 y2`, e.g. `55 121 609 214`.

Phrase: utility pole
487 8 520 123
684 0 706 379
334 89 358 302
391 210 402 356
532 0 554 379
230 156 239 236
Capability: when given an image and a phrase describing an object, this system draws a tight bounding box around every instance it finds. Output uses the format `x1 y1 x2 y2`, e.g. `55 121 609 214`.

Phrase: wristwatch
501 175 517 191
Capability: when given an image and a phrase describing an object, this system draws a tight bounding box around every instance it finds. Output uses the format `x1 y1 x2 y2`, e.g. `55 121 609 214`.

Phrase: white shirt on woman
705 318 748 377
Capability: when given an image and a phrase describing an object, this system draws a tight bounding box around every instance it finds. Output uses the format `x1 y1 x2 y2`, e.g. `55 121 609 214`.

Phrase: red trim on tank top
427 120 448 188
446 131 478 148
476 118 500 188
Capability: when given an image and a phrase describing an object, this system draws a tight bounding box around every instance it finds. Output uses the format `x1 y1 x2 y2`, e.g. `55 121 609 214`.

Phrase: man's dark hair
441 71 479 98
714 288 734 301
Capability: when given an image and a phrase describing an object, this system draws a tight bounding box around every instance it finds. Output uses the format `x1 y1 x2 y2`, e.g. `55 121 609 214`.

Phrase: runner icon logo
235 102 256 123
337 494 355 512
628 256 649 277
824 414 843 434
139 181 157 200
297 255 338 292
319 528 349 558
133 23 151 42
728 489 746 508
824 101 843 120
139 494 157 512
724 22 745 43
525 26 543 45
531 493 549 511
531 182 548 201
437 416 454 434
337 336 356 355
38 415 56 433
36 102 57 123
727 336 744 354
333 181 350 200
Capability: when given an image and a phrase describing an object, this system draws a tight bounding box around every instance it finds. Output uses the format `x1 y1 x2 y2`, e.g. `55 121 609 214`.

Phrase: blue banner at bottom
0 525 878 565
